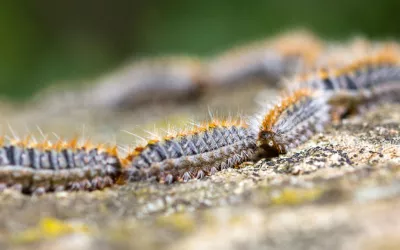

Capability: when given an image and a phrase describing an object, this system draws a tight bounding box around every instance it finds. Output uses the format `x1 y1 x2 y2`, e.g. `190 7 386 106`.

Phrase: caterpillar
36 56 208 114
287 45 400 117
252 88 331 157
307 46 400 91
86 56 208 110
0 138 122 195
123 119 258 184
313 37 372 68
34 30 323 113
208 30 323 87
2 34 400 195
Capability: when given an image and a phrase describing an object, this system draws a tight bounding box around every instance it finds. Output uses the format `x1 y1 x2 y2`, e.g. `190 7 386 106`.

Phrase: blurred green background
1 0 399 100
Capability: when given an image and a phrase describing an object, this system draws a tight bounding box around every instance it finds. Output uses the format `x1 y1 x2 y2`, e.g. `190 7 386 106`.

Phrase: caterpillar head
257 131 287 156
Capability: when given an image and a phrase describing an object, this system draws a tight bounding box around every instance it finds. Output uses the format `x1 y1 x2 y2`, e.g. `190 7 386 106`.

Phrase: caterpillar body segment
124 120 258 184
0 139 122 195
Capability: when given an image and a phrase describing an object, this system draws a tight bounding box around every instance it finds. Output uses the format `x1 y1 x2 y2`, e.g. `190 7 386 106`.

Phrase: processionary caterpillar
0 138 121 195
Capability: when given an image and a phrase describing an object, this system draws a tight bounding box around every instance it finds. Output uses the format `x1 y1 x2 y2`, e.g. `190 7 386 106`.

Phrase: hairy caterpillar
37 56 208 113
308 46 400 91
253 89 331 157
208 30 323 87
4 34 400 196
86 56 208 109
123 119 258 184
0 138 122 195
313 37 373 68
35 30 324 114
287 46 400 117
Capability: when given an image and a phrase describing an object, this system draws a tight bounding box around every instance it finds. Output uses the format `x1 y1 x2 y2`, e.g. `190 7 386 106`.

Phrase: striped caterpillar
208 30 323 87
313 37 373 68
37 56 207 114
308 46 400 91
35 30 323 113
287 45 400 117
0 138 122 195
123 119 258 184
85 56 208 110
252 88 331 157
